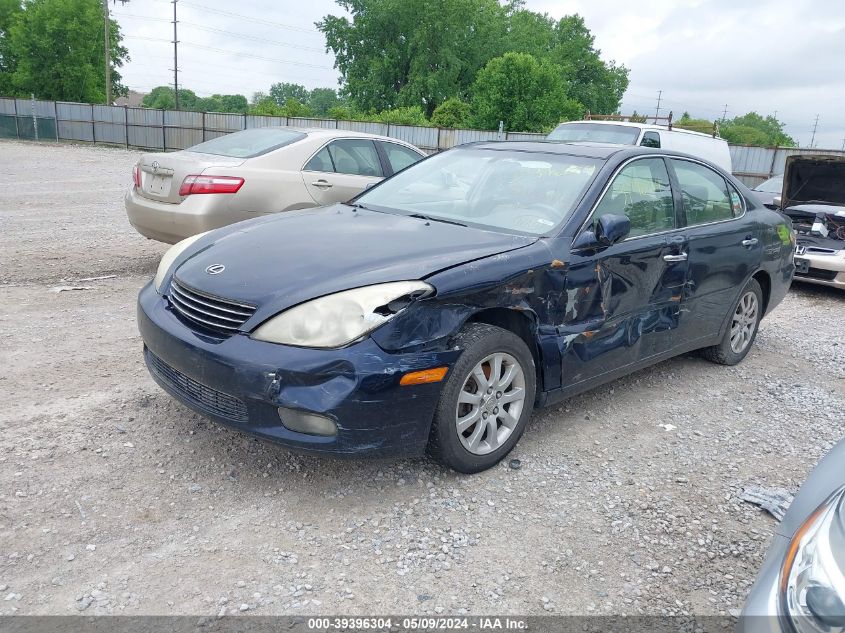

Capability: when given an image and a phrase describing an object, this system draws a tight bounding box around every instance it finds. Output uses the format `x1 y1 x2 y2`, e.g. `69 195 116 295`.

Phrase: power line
178 0 319 34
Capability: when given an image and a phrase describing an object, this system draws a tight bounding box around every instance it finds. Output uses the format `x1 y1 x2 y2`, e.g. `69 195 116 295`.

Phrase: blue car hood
173 205 537 313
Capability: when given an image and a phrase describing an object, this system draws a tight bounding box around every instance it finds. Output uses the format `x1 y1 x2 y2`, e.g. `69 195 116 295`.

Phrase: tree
318 0 509 116
548 15 628 114
318 1 628 119
141 86 198 111
430 97 470 128
720 112 795 147
2 0 129 102
307 87 340 116
371 105 429 126
193 93 248 113
470 53 581 132
269 82 310 106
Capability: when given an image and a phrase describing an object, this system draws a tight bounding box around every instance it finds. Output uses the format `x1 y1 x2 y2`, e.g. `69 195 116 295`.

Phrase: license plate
149 175 170 195
794 257 810 274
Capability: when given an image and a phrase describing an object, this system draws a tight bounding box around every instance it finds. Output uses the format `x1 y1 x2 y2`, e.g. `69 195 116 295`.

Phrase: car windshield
355 148 600 235
755 175 783 193
547 123 640 145
188 128 306 158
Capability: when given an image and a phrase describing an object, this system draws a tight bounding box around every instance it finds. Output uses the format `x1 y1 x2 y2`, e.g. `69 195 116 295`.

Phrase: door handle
663 253 688 262
742 238 758 247
312 179 333 189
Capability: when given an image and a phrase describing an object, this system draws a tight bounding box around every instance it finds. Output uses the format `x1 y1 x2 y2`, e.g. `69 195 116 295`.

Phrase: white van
547 120 732 172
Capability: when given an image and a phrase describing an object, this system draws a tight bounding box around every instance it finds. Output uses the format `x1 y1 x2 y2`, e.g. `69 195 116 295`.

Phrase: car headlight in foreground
780 485 845 632
153 231 210 292
252 281 434 348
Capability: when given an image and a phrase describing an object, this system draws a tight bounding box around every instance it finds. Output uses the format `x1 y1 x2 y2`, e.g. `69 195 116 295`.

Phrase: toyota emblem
205 264 225 275
151 160 160 173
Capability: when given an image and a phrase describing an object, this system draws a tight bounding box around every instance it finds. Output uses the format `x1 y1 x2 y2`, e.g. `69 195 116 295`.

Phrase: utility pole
810 114 819 148
172 0 179 110
841 137 844 152
721 104 729 122
654 90 663 121
103 0 111 105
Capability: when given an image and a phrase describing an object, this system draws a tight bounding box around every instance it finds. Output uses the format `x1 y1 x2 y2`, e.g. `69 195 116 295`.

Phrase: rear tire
700 278 763 366
427 323 536 474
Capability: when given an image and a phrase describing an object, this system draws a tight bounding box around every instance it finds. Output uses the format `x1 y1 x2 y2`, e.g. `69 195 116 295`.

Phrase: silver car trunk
137 152 245 204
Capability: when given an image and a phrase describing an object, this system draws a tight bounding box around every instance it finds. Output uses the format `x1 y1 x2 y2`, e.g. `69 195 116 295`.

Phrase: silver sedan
125 127 426 243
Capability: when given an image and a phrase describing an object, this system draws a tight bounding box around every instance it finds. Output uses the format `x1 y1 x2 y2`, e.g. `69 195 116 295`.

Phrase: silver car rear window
188 128 307 158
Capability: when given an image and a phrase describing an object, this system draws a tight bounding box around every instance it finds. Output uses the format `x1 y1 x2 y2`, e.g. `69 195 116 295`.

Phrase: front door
667 158 761 342
560 157 689 387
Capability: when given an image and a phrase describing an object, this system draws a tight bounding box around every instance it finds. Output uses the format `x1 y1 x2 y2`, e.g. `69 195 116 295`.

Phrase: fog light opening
277 407 338 437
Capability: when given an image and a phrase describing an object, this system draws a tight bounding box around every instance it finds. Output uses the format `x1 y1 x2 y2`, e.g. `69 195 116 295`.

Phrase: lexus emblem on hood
205 264 225 275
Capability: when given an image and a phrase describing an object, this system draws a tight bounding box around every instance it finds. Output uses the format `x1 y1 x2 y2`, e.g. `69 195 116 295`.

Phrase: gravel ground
0 139 843 617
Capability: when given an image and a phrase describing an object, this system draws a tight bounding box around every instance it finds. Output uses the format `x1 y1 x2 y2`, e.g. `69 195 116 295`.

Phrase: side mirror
572 213 631 251
772 195 782 209
595 213 631 246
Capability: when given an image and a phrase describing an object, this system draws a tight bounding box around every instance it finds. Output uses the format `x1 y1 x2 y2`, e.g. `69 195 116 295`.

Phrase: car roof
467 140 625 159
554 119 721 140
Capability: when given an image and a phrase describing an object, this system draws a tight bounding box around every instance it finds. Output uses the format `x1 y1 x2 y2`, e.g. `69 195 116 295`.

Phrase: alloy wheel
729 291 759 354
455 352 526 455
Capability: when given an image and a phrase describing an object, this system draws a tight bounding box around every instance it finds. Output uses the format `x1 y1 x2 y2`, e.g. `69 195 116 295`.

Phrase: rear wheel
701 278 763 366
427 323 536 473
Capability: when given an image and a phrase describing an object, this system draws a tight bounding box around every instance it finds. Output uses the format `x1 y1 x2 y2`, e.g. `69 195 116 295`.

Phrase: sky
111 0 845 150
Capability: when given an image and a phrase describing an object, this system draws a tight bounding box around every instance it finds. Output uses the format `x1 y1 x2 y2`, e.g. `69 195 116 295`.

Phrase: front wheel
427 323 536 473
701 278 763 366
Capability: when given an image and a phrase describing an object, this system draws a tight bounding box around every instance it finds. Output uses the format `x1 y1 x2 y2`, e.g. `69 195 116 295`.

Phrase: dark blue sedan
138 141 796 473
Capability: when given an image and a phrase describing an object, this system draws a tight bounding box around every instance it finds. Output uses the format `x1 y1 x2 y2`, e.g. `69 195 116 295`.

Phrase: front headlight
251 281 433 348
153 232 209 292
780 485 845 632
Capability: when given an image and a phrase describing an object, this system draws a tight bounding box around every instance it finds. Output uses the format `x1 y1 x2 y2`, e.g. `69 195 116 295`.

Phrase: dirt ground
0 139 843 617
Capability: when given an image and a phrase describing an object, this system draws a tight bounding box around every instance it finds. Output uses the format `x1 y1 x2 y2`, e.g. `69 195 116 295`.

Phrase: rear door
561 157 689 386
667 158 760 341
377 141 425 175
301 139 383 205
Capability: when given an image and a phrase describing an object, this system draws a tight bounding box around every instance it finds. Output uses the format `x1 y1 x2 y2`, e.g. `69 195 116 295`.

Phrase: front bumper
137 282 460 457
739 534 790 633
125 187 247 244
793 250 845 290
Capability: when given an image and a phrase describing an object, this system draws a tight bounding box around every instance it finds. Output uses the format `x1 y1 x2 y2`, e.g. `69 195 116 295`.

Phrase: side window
381 142 423 173
327 139 383 177
640 131 661 148
303 147 334 173
671 159 736 225
593 158 675 238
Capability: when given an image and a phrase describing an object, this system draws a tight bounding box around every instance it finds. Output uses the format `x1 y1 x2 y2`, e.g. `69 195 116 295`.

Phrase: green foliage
675 113 715 134
629 111 647 123
317 1 629 118
720 112 795 147
283 98 312 118
307 87 340 116
430 97 470 128
318 0 510 116
247 96 313 118
142 86 199 111
269 82 309 106
469 52 580 132
193 94 248 113
369 105 429 126
2 0 129 102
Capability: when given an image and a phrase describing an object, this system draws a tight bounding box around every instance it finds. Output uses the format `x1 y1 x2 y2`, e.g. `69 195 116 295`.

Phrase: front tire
427 323 536 473
701 278 763 366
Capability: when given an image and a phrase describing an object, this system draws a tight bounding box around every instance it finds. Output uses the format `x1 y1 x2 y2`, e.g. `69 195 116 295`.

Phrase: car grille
168 278 256 335
146 349 248 422
796 267 838 281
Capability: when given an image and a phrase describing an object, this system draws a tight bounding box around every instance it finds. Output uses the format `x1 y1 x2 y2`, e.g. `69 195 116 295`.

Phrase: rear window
547 123 640 145
188 128 306 158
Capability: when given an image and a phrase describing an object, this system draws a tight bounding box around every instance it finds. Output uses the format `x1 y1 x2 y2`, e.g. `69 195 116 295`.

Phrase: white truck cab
547 119 732 172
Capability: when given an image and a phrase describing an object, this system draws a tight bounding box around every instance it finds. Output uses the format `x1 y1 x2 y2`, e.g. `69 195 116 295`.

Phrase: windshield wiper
408 213 467 227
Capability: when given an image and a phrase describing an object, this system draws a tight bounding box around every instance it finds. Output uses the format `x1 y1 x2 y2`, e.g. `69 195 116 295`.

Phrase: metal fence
2 96 844 184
